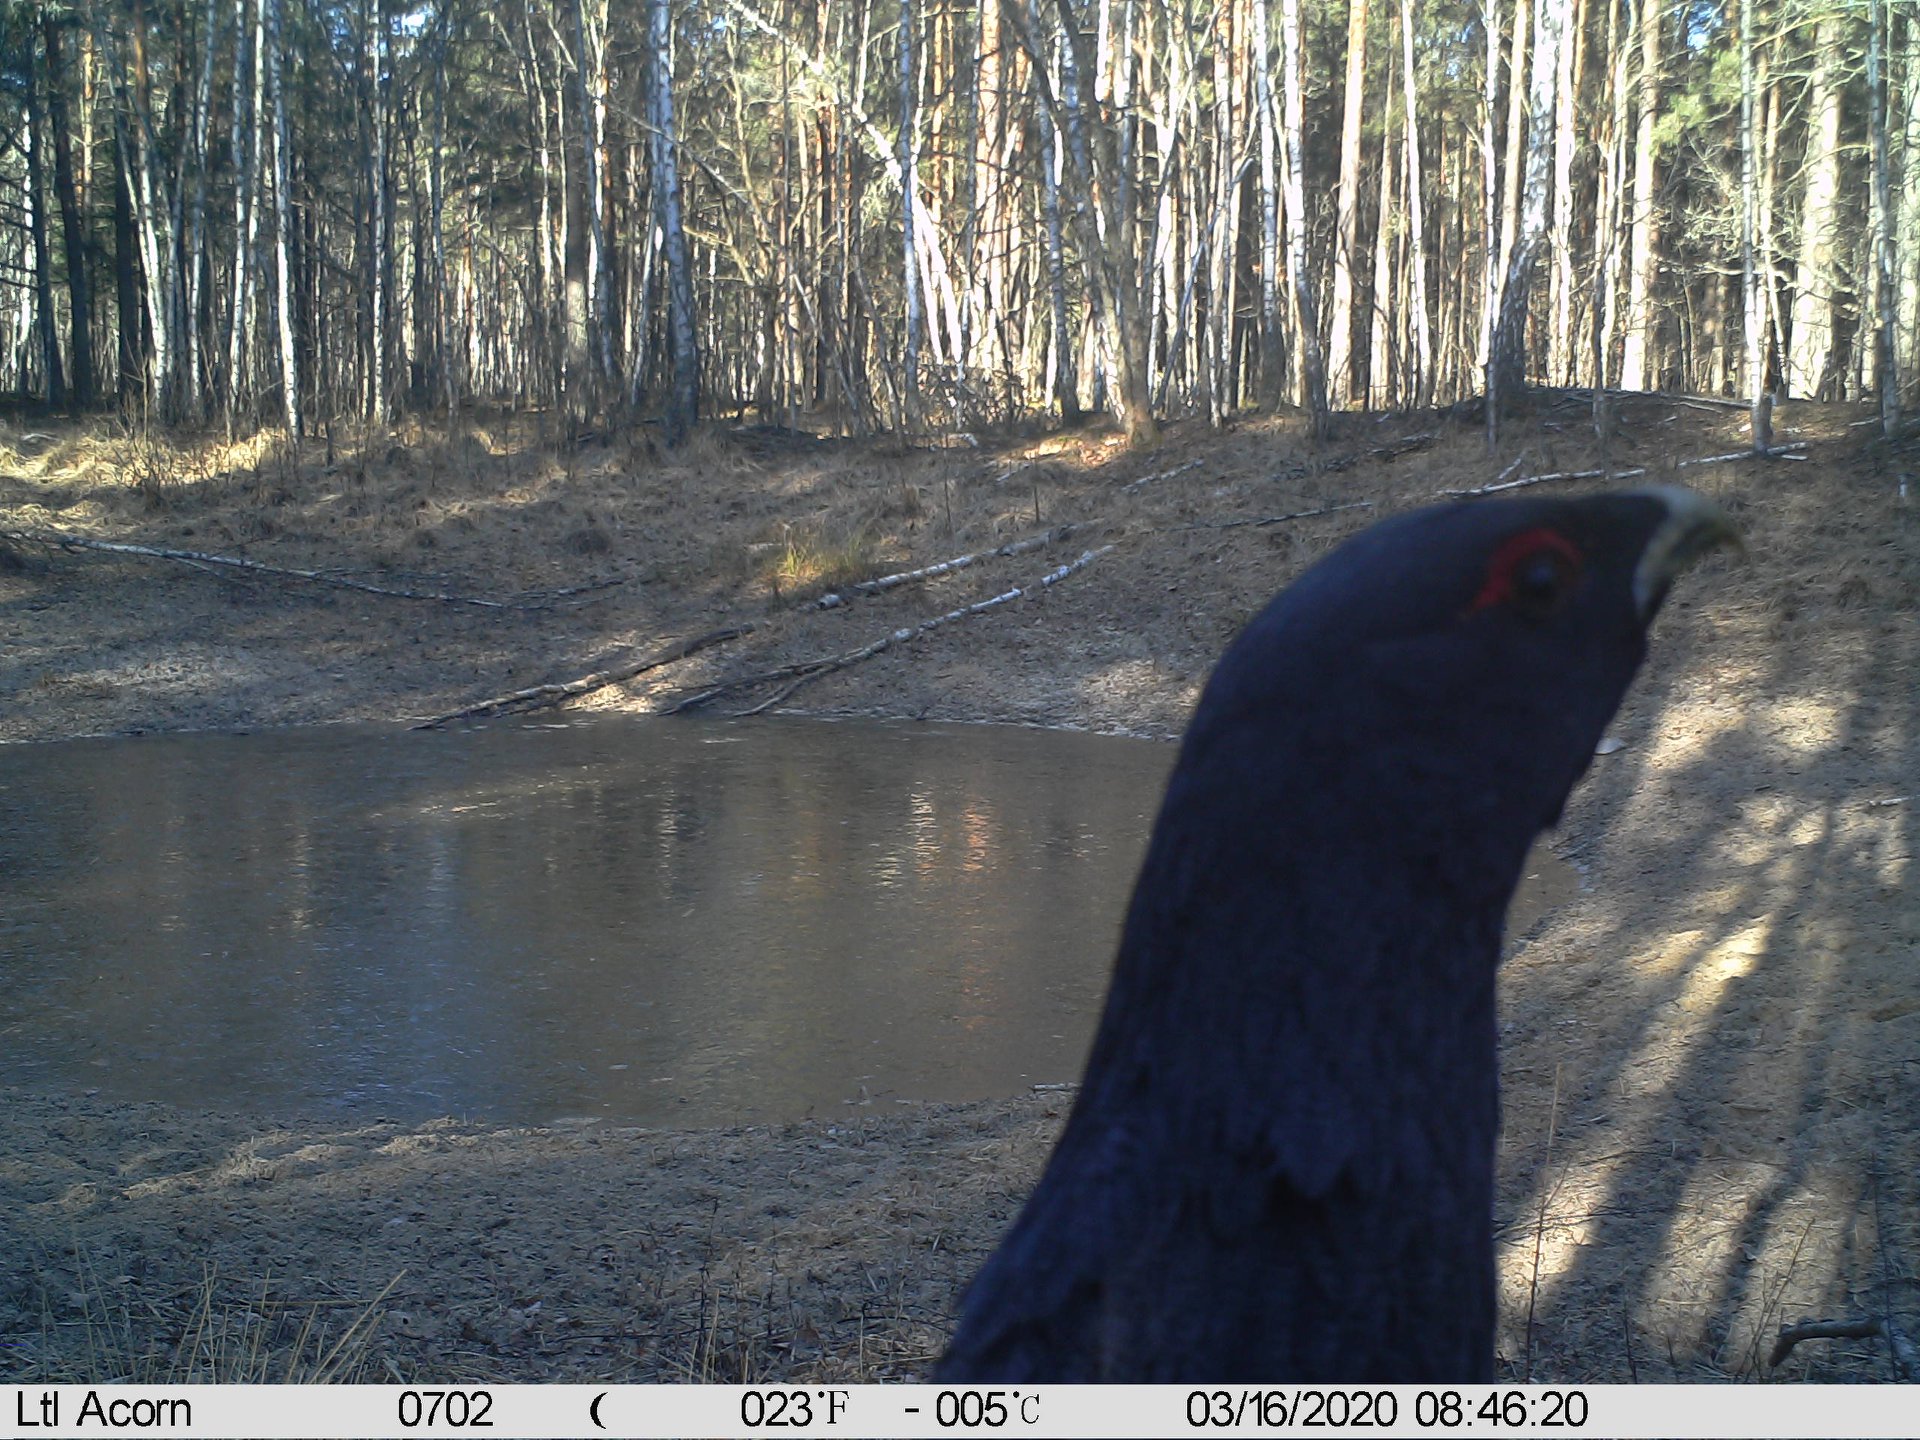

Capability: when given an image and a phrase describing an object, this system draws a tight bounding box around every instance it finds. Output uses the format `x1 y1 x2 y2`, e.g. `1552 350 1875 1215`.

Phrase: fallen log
2 525 615 610
412 625 756 728
671 546 1117 718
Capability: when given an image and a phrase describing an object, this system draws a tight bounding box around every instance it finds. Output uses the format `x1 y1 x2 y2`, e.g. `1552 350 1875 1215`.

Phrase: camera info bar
8 1383 1917 1438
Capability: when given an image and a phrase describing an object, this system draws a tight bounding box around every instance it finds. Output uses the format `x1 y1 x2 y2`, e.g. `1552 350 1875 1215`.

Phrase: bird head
1176 485 1739 902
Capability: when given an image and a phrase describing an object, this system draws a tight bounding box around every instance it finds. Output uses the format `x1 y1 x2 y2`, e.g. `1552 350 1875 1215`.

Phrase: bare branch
672 547 1116 717
2 527 607 609
413 626 756 729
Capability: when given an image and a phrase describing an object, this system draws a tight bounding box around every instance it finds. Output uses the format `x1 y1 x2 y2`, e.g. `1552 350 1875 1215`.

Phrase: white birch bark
651 0 699 442
266 0 300 436
1329 0 1369 405
1400 0 1432 408
1490 0 1568 406
1279 0 1330 435
1741 0 1772 447
1867 0 1900 432
1787 12 1843 398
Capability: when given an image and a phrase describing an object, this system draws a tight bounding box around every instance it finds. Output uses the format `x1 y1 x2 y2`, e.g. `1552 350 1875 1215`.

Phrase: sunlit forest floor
2 397 1916 1383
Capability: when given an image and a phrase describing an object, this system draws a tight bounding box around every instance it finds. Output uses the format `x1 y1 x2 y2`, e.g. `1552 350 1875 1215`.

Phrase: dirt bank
2 400 1915 1383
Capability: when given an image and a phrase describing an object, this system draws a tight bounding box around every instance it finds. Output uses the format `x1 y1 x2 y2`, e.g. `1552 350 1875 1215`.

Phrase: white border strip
7 1383 1918 1438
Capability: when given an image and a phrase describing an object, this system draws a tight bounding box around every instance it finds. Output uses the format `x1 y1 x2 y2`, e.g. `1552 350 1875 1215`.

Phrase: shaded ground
2 398 1916 1383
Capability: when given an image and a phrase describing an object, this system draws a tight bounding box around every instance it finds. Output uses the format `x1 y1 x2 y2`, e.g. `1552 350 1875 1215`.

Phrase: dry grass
30 1245 397 1384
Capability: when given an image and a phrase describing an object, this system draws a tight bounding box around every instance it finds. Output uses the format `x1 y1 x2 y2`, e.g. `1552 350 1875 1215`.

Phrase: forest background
2 0 1917 449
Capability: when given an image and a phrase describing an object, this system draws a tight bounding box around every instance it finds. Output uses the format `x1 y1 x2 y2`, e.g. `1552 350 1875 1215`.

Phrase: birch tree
1279 0 1330 436
40 14 94 407
1619 0 1661 389
267 0 301 436
1787 10 1844 399
1866 0 1900 433
1328 0 1369 406
1489 0 1568 412
1740 0 1771 448
651 0 698 444
1399 0 1431 409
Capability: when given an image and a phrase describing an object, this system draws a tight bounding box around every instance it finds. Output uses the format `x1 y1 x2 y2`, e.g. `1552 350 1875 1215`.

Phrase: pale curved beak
1630 485 1743 619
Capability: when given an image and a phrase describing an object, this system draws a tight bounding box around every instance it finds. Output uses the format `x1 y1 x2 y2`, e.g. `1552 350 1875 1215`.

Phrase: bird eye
1511 548 1576 611
1468 527 1584 618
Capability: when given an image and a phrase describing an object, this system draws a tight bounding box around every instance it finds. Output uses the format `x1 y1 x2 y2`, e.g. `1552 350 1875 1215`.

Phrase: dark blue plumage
937 487 1734 1382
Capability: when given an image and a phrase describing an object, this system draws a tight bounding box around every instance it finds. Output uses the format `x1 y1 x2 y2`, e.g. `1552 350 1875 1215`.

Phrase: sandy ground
1 398 1916 1385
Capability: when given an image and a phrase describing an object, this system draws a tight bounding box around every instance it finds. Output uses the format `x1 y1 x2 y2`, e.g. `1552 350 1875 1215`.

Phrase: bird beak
1631 486 1742 620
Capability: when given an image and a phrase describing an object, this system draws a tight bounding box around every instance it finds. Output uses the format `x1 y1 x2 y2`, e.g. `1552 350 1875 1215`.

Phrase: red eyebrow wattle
1468 527 1583 612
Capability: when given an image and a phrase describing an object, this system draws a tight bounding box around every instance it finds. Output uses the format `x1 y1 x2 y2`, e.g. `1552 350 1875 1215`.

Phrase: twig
1768 1318 1889 1369
1441 440 1806 500
672 547 1116 717
1176 500 1375 532
1747 1215 1818 1376
1558 385 1753 412
1675 444 1807 466
412 626 756 728
1123 458 1204 491
1 525 586 609
1524 1064 1563 1383
814 524 1089 607
1440 466 1648 498
1263 433 1439 487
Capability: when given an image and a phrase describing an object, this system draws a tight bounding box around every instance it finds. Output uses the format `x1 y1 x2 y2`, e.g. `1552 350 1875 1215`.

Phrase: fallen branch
813 524 1090 607
2 525 608 610
1769 1316 1917 1375
1440 441 1806 500
1265 432 1439 487
1123 458 1205 491
412 625 756 728
1675 444 1807 466
1556 385 1754 413
1177 500 1375 532
672 546 1116 717
1439 466 1649 498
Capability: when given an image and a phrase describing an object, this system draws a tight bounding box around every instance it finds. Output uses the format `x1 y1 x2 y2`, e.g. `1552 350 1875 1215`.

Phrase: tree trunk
225 0 262 419
1490 0 1568 407
1027 0 1156 445
1900 13 1920 404
970 0 1007 399
24 42 69 407
364 0 390 421
1038 82 1080 420
651 0 699 443
568 0 616 391
1787 11 1843 399
1253 0 1284 409
1370 90 1396 408
1479 0 1501 396
1279 0 1330 436
1867 0 1900 433
1619 0 1660 389
183 0 217 419
41 17 95 408
113 126 143 402
1328 0 1369 406
898 0 922 427
1400 0 1432 409
1740 0 1772 448
1497 0 1530 300
266 0 301 435
1547 0 1581 385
